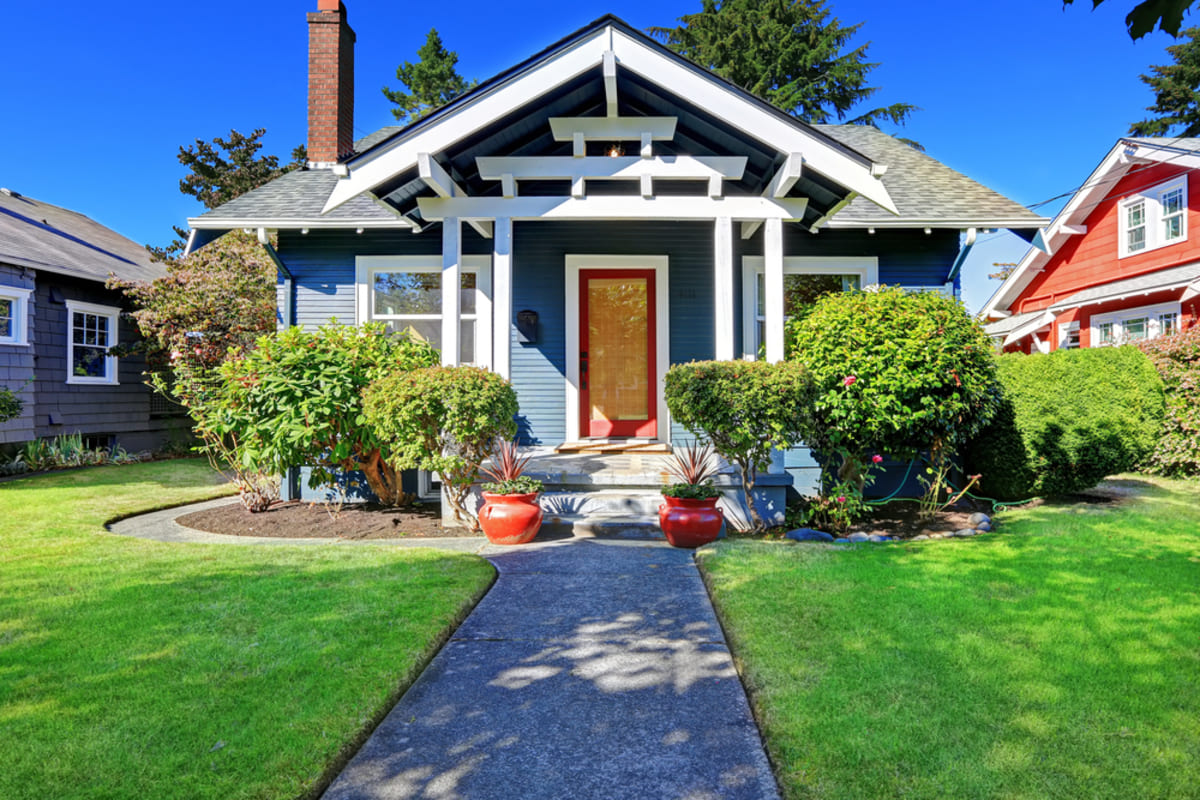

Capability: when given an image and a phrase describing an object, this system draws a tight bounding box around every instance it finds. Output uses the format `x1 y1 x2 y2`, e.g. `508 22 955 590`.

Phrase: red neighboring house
983 138 1200 352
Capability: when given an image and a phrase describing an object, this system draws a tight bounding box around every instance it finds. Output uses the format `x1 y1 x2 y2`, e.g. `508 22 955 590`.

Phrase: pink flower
837 496 846 503
169 350 182 361
872 454 883 464
843 375 857 387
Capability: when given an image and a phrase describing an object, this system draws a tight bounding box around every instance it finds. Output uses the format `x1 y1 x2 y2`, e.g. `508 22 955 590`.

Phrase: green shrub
362 366 519 529
1139 326 1200 476
0 386 22 424
786 287 1001 498
964 346 1165 499
213 322 439 507
664 360 811 531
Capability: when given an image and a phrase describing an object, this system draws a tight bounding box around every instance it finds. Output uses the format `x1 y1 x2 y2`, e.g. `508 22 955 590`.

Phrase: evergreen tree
1131 27 1200 136
649 0 916 129
383 29 477 124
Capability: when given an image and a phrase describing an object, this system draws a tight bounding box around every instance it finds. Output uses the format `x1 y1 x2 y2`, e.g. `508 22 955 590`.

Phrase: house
0 188 186 452
983 138 1200 352
186 1 1045 522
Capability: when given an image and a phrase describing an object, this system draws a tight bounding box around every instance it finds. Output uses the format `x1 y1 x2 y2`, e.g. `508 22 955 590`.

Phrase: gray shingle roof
1051 261 1200 310
194 169 399 223
982 308 1049 336
0 188 164 283
354 127 403 155
815 125 1046 226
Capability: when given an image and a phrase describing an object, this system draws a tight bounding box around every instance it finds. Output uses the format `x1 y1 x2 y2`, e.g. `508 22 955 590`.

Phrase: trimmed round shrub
362 365 519 530
964 346 1165 499
664 359 812 531
1139 325 1200 476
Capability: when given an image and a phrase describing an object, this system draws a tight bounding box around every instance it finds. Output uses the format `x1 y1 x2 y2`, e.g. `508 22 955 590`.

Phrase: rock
834 538 851 544
953 528 976 538
912 535 930 541
847 532 870 542
867 535 893 543
785 528 835 543
919 529 937 537
975 521 993 533
968 512 990 526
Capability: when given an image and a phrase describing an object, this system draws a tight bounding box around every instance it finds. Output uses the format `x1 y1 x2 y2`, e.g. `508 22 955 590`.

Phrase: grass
698 475 1200 800
0 459 495 800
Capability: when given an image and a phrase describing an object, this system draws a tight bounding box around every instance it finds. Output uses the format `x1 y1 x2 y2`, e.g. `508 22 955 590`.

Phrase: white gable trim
321 23 895 217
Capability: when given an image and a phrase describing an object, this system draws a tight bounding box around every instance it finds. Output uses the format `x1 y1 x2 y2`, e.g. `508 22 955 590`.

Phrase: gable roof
982 137 1200 319
815 126 1046 229
0 188 164 284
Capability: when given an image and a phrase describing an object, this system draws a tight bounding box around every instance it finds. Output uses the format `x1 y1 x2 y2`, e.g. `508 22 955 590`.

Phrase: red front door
580 269 657 438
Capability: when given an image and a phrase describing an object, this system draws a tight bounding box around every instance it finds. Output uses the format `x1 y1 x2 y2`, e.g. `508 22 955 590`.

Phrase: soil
177 499 475 539
751 497 998 541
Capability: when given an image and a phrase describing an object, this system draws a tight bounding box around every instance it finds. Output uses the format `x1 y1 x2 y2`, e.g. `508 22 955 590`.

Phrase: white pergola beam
742 152 805 239
492 217 513 379
603 50 618 117
476 155 746 182
417 195 809 222
549 116 677 142
418 153 493 239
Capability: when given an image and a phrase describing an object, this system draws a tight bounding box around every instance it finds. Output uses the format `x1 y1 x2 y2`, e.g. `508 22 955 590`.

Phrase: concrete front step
539 488 665 518
541 511 666 540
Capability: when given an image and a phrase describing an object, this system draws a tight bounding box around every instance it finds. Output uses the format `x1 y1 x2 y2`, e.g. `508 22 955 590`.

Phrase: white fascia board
475 155 747 181
548 116 677 141
188 216 416 230
1003 309 1055 347
825 217 1050 229
417 195 808 221
322 28 610 214
1124 141 1200 171
981 142 1131 319
609 29 897 216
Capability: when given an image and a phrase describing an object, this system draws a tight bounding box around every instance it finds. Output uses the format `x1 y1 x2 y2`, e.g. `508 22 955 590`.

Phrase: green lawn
698 475 1200 800
0 460 494 800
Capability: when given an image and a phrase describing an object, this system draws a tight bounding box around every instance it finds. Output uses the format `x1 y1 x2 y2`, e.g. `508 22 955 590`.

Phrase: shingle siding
0 265 37 444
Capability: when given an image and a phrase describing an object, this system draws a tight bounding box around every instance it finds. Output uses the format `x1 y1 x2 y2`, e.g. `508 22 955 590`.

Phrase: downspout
256 227 299 502
257 227 294 330
945 227 978 289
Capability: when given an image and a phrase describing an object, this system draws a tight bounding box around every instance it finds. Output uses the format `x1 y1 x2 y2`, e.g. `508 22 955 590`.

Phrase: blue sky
0 0 1183 312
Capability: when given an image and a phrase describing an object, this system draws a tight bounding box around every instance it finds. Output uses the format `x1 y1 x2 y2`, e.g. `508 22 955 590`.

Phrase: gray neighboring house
0 187 186 452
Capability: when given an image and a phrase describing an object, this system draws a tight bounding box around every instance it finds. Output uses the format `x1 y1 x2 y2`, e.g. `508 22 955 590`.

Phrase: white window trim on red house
1119 175 1188 258
1090 300 1181 346
0 285 32 346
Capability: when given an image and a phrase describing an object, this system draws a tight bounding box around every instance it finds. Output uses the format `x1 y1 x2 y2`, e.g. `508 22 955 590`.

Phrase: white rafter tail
740 220 762 240
572 177 586 199
641 132 653 159
640 174 653 198
550 116 677 142
417 195 808 221
708 174 722 199
870 163 888 179
768 153 804 197
501 174 516 198
417 152 493 238
808 193 856 233
401 213 424 233
476 155 746 182
573 131 586 158
1060 224 1087 235
603 50 618 117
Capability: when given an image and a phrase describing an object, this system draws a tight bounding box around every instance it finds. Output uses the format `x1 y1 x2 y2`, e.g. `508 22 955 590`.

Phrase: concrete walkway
108 501 780 799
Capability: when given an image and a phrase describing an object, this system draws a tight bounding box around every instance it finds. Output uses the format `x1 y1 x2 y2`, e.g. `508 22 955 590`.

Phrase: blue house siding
275 228 492 328
0 265 37 445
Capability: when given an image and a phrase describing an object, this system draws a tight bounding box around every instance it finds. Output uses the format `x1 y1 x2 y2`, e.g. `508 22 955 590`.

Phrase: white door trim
565 254 670 442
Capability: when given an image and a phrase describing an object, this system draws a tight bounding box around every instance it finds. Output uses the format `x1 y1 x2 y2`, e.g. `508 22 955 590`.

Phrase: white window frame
1120 175 1188 258
1058 320 1081 350
65 300 119 385
0 286 32 346
354 255 493 369
1090 301 1182 346
741 256 879 359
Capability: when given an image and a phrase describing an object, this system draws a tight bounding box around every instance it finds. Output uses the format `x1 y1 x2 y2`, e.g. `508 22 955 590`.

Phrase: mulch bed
177 500 476 539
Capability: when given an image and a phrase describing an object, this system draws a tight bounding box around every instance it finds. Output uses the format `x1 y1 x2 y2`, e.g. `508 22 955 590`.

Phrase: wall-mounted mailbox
516 309 538 343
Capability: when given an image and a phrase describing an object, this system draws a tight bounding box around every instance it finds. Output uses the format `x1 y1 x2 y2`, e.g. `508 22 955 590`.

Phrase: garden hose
863 456 1039 512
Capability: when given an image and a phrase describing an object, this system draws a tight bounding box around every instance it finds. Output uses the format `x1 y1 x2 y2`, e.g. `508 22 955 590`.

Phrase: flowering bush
787 287 1001 500
790 477 874 534
1138 325 1200 476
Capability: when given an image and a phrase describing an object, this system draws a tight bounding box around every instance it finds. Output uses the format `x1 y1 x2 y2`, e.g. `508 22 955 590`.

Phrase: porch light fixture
606 142 625 158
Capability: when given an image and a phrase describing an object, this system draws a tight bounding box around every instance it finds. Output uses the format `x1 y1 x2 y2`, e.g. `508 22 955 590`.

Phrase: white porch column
492 217 513 379
763 217 785 363
714 216 734 360
441 217 462 366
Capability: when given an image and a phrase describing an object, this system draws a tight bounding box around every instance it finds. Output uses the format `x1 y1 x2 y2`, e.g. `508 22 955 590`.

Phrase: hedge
964 346 1165 499
1139 325 1200 476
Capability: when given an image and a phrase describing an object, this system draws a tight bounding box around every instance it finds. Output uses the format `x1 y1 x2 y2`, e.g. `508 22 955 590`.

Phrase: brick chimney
307 0 355 166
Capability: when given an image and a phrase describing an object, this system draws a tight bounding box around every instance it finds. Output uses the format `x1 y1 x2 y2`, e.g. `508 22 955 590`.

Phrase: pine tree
649 0 916 129
383 29 477 124
1131 27 1200 136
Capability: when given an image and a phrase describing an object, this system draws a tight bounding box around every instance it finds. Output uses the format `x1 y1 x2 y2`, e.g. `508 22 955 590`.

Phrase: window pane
1127 227 1146 252
782 273 856 320
1163 187 1184 216
387 318 441 348
1099 322 1115 344
0 298 11 338
73 345 108 378
1124 317 1149 341
460 272 477 315
1164 214 1183 241
1159 313 1178 337
756 273 764 317
1127 202 1145 227
460 320 475 364
374 271 441 315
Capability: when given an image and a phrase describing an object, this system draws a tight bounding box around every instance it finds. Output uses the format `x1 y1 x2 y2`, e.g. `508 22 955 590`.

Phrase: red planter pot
658 495 724 548
479 492 543 545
